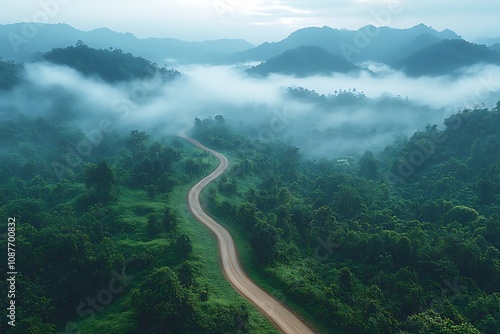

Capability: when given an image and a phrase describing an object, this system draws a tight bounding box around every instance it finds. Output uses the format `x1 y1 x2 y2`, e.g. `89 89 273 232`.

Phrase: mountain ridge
0 23 255 64
3 22 500 77
246 45 360 77
395 39 500 76
228 24 462 64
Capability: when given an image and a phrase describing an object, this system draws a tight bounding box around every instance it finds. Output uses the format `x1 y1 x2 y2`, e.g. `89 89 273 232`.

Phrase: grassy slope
72 141 278 334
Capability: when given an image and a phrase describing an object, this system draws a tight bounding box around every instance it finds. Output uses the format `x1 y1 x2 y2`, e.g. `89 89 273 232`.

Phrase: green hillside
246 45 359 77
44 42 180 83
0 59 24 90
191 105 500 333
395 39 500 77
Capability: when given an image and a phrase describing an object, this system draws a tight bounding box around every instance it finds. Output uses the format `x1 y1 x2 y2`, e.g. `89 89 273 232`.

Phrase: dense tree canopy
194 104 500 333
0 58 24 89
44 42 180 83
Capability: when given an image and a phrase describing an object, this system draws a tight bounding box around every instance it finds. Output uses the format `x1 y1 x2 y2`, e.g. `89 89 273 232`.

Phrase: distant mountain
0 23 255 64
476 36 500 46
392 34 443 63
228 24 461 64
490 44 500 53
246 45 360 77
43 43 180 83
395 39 500 77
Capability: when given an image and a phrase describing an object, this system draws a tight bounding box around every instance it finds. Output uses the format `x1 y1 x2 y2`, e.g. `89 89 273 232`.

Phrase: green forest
0 58 24 90
0 45 270 334
0 116 271 333
2 104 498 333
1 42 500 334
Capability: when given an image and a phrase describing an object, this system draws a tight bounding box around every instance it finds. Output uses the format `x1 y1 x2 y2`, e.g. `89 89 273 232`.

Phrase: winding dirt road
180 133 316 334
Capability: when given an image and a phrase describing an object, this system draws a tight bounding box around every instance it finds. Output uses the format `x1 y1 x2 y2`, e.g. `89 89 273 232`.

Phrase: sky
0 0 499 44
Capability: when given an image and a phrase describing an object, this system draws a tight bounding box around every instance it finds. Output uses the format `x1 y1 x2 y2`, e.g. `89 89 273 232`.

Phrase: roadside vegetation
192 107 500 334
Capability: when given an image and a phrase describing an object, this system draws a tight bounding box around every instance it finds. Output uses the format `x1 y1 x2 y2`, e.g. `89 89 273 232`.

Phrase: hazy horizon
1 0 500 44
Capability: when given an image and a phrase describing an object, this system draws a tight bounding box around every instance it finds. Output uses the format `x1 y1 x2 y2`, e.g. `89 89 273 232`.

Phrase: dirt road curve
180 133 316 334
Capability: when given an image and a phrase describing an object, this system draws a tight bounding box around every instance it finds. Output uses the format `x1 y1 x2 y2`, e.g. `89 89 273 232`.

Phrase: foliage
405 310 481 333
176 233 194 258
395 39 500 77
2 52 500 332
250 221 279 264
195 104 500 333
0 114 245 332
0 58 24 89
191 115 244 150
132 267 195 334
84 161 117 203
246 45 359 77
124 130 181 192
44 42 180 83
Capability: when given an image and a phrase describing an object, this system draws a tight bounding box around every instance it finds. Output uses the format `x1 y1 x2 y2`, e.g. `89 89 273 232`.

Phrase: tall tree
84 161 116 203
133 267 195 333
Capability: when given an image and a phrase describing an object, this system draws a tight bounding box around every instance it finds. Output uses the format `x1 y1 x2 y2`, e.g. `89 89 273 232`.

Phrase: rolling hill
43 43 180 83
395 39 500 77
490 43 500 52
0 58 24 90
246 45 360 77
228 24 461 64
0 23 255 64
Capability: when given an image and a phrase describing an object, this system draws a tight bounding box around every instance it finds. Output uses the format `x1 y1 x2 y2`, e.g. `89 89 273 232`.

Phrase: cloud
240 1 312 16
2 61 500 160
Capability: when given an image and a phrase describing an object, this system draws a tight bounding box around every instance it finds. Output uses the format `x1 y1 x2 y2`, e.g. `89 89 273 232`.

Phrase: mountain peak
408 23 461 39
88 27 137 39
412 23 432 30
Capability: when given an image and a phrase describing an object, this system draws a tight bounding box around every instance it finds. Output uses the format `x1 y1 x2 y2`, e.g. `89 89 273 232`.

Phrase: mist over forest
2 38 500 160
1 21 500 334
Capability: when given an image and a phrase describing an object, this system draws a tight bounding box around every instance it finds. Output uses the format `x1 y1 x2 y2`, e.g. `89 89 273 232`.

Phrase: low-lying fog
2 62 500 158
